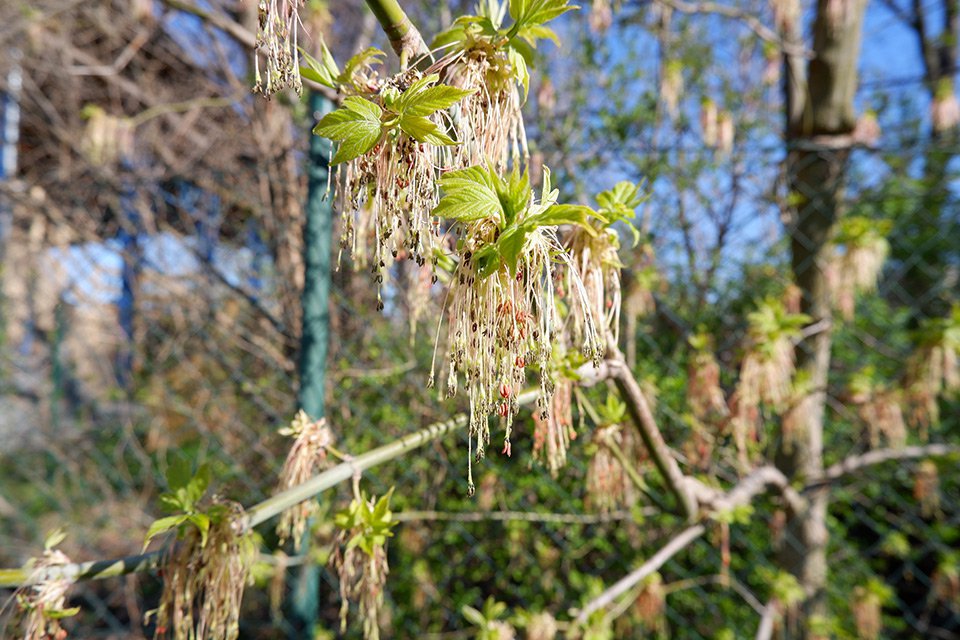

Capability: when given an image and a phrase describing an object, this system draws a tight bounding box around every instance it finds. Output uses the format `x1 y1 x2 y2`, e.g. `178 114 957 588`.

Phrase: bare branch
700 465 807 516
0 391 543 589
395 509 652 524
755 598 779 640
813 444 960 486
573 464 810 625
604 352 700 520
649 0 810 58
572 524 707 624
160 0 255 48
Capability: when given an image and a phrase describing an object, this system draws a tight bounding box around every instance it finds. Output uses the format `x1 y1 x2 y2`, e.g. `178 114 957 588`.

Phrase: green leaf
166 456 192 491
597 181 646 223
298 41 339 89
187 513 212 548
44 528 67 551
509 0 578 32
45 607 81 619
337 47 385 86
508 38 536 84
461 605 487 627
474 244 502 278
143 515 189 550
484 597 507 619
184 463 211 507
313 97 384 164
372 488 395 523
518 24 561 46
497 225 530 275
431 24 469 50
159 493 184 513
434 166 504 222
399 84 474 117
345 533 363 553
499 165 532 225
528 203 597 232
397 114 457 145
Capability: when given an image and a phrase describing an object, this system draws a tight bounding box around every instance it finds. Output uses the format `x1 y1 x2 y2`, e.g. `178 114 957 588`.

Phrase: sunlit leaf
509 0 578 32
143 514 189 550
434 166 504 222
298 40 339 89
398 114 458 145
337 47 385 85
314 97 384 164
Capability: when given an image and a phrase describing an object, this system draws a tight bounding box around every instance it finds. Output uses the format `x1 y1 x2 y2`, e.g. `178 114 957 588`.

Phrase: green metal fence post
290 90 334 638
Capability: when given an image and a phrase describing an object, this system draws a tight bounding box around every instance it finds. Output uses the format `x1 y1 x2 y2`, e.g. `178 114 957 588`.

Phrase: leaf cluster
143 460 229 550
313 74 473 164
595 180 646 246
434 164 598 277
333 488 398 557
461 596 511 640
432 0 579 98
299 42 385 93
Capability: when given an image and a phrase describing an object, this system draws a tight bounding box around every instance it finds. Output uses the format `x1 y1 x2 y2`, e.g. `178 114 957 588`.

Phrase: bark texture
778 0 868 635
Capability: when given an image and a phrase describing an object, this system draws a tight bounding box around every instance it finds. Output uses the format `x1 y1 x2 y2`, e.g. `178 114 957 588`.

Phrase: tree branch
395 509 651 524
0 390 543 589
363 0 430 65
572 463 811 625
647 0 811 58
603 350 700 520
755 598 779 640
700 465 807 517
811 444 960 487
572 523 707 623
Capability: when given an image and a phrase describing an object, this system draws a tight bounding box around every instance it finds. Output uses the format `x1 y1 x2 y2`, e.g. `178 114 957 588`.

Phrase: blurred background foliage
0 0 958 638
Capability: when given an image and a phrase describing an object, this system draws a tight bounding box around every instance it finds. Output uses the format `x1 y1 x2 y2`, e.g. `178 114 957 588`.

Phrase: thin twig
812 444 960 487
603 349 699 520
647 0 811 58
755 598 779 640
572 524 707 624
395 509 650 524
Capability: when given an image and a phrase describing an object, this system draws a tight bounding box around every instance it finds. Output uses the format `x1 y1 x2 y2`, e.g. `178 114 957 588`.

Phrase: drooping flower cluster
429 0 572 168
848 368 907 449
585 422 643 512
272 0 625 481
826 216 891 320
330 491 397 640
254 0 305 96
730 297 809 465
531 375 575 477
429 165 603 490
151 501 255 640
313 72 474 301
11 530 78 640
275 410 335 549
905 305 960 434
439 44 527 169
565 181 646 345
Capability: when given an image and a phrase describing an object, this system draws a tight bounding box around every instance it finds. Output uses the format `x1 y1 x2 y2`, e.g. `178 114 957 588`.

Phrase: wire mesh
0 1 959 639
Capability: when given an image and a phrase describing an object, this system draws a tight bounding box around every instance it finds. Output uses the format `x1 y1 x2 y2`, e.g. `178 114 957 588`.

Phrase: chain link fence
1 1 959 639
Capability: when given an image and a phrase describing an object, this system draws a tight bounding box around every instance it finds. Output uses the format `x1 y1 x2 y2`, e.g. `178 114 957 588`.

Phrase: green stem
0 389 539 589
363 0 430 63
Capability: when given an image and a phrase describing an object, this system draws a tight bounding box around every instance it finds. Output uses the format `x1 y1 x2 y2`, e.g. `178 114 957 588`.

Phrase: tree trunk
777 0 868 635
